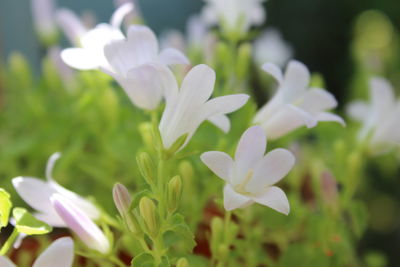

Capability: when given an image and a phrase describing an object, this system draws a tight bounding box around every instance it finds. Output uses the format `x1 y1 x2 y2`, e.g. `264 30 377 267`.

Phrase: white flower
201 0 266 33
59 3 134 70
201 126 294 214
253 28 293 67
31 0 57 39
101 25 189 110
159 64 249 150
12 153 100 227
254 60 345 139
48 46 75 85
51 194 110 254
347 77 400 153
0 237 74 267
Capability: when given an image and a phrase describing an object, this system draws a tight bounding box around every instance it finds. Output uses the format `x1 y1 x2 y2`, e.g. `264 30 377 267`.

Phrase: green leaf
349 200 368 237
131 252 155 267
158 256 169 267
130 190 152 211
0 188 12 229
13 208 52 235
164 214 196 253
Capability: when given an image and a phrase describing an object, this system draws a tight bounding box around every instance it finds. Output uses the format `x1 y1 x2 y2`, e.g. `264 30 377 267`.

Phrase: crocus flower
253 60 345 139
101 25 189 110
12 153 100 227
59 3 134 70
51 194 110 254
31 0 57 42
201 0 266 34
159 64 249 150
201 126 294 214
253 28 293 67
0 237 74 267
347 77 400 153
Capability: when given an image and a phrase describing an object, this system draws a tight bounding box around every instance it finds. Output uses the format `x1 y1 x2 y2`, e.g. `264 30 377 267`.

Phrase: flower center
234 169 254 195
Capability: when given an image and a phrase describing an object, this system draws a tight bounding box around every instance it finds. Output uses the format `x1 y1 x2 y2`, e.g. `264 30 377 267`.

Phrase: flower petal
234 125 266 165
281 60 310 101
299 88 337 114
370 77 395 114
316 112 346 126
159 48 190 65
261 62 283 84
110 2 134 28
223 184 253 211
0 256 16 267
252 186 290 215
346 101 369 122
32 237 74 267
246 148 295 194
200 151 234 181
61 48 100 70
201 94 249 120
207 114 230 133
56 8 87 45
46 152 61 182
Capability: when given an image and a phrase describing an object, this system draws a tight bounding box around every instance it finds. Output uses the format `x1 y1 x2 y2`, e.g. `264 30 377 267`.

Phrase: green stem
0 228 19 255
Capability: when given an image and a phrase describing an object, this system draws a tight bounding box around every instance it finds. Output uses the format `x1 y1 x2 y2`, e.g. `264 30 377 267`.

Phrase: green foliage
13 208 52 235
0 188 12 230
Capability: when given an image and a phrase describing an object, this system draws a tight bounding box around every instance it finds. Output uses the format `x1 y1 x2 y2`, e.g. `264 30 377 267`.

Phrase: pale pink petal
32 237 74 267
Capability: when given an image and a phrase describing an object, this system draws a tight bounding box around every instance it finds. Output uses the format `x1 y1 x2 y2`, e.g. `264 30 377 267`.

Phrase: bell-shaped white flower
201 126 294 214
0 237 74 267
12 153 100 227
201 0 266 33
254 60 345 139
347 77 400 153
159 64 249 150
101 25 189 110
51 194 110 254
253 28 293 67
59 3 134 70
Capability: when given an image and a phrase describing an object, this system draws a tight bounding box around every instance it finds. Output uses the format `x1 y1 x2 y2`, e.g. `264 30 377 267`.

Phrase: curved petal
246 148 295 194
316 112 345 126
252 186 290 215
35 212 66 227
234 125 266 164
159 48 190 65
0 256 16 267
32 237 74 267
110 2 134 28
201 94 249 120
46 152 61 182
56 8 87 45
346 101 369 122
223 184 253 211
261 62 283 84
61 48 99 70
370 77 395 114
299 88 338 114
281 60 310 101
200 151 234 181
207 114 230 133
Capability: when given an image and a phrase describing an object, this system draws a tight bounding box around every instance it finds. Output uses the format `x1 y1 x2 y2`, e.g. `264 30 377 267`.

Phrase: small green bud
139 122 154 148
210 217 224 255
176 257 189 267
179 161 194 181
167 176 183 213
139 197 159 237
236 43 252 80
217 244 229 260
164 133 188 159
137 152 156 185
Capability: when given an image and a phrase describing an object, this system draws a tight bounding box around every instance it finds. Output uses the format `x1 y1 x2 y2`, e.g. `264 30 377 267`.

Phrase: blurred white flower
159 64 249 150
58 3 134 70
254 60 345 139
51 194 110 254
12 153 100 227
48 46 75 85
201 0 266 33
31 0 57 41
347 77 400 153
253 28 293 67
201 126 294 213
0 237 74 267
102 25 189 110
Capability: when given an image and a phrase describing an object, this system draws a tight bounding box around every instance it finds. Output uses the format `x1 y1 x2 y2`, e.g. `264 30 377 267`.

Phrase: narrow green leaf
13 208 52 235
0 188 12 229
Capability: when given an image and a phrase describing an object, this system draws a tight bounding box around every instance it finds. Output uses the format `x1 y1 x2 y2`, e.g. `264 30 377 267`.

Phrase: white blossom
159 64 249 150
0 237 74 267
12 153 100 227
31 0 57 39
201 126 294 213
347 77 400 153
254 60 345 139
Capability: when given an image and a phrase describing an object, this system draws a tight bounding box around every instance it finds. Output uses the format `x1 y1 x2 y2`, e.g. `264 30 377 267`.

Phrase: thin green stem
0 227 19 255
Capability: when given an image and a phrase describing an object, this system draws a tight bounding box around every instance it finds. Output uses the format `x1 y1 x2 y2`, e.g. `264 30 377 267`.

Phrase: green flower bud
179 161 194 181
139 122 154 148
176 257 189 267
137 152 156 185
217 244 229 260
167 176 182 213
139 197 159 238
210 217 224 255
236 42 252 80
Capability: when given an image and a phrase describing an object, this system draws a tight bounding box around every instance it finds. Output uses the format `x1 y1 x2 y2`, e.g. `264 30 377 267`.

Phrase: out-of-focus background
1 0 399 266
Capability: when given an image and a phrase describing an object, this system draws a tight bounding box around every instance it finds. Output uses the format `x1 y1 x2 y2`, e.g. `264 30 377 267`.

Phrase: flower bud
113 183 131 216
139 122 154 148
179 161 194 181
321 171 338 205
176 257 189 267
167 176 182 213
139 197 159 238
136 153 156 185
217 244 229 260
210 217 224 255
236 43 252 80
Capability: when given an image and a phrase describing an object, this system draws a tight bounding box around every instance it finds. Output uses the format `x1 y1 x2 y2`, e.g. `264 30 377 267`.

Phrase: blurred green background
0 0 400 266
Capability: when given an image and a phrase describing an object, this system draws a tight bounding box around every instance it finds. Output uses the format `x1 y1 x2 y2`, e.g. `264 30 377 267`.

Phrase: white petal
370 77 396 113
223 184 253 211
261 62 283 84
56 8 87 45
246 149 295 194
281 60 310 101
32 237 74 267
0 256 16 267
235 125 266 164
61 48 100 70
110 2 134 28
346 101 369 122
207 114 230 133
200 151 234 181
46 152 61 181
252 186 290 215
201 94 249 120
158 48 190 65
35 212 67 227
299 88 337 114
316 112 345 126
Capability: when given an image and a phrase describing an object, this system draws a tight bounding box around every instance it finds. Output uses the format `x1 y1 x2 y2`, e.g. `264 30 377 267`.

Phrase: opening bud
167 176 182 214
176 257 189 267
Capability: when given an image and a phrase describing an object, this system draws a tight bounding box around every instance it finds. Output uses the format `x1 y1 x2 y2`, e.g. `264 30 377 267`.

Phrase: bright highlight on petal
32 237 74 267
